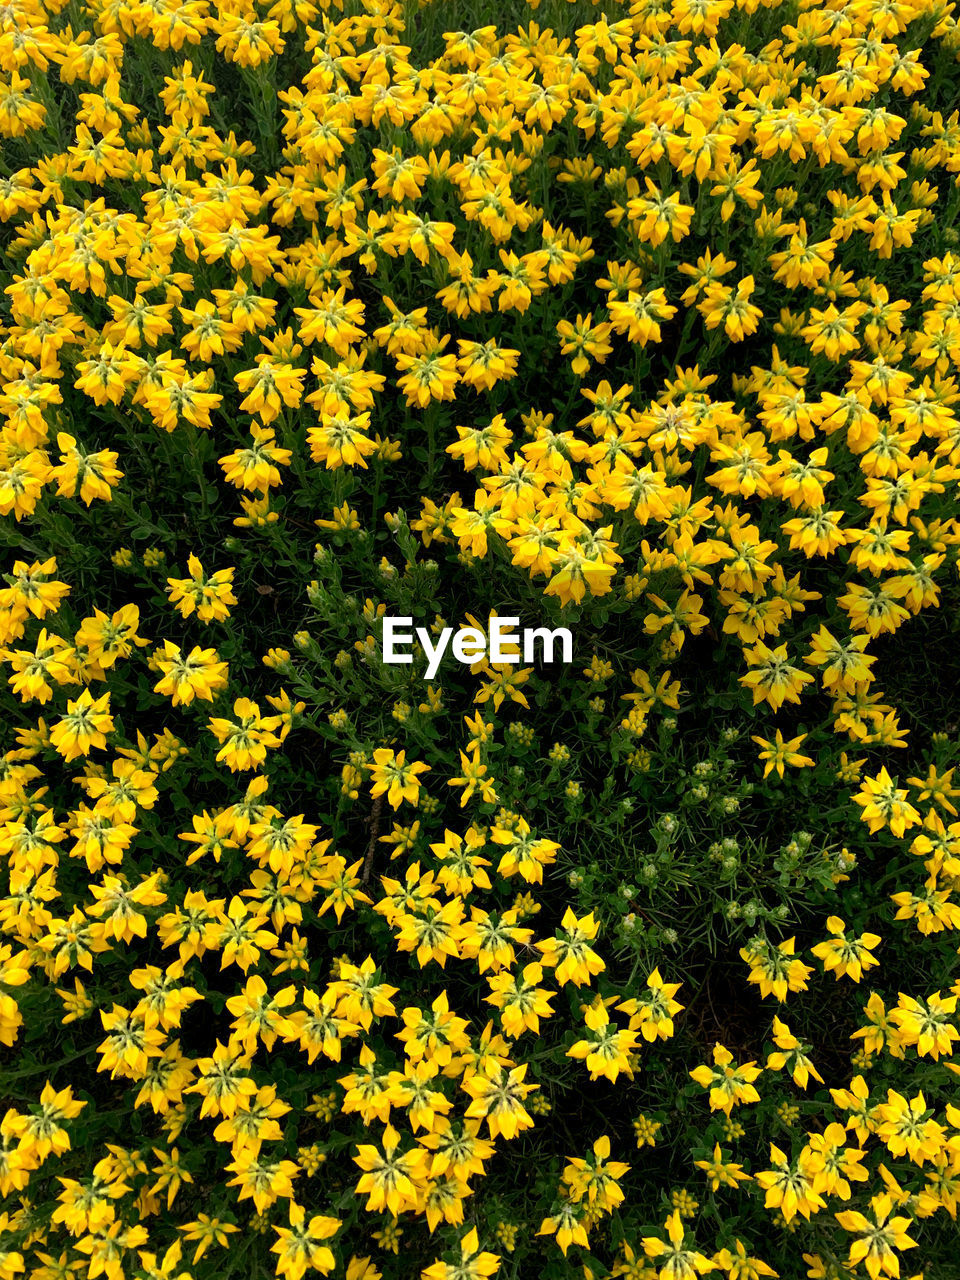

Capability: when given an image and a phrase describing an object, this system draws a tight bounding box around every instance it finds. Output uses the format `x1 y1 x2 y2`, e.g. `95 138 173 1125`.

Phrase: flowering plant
2 0 960 1277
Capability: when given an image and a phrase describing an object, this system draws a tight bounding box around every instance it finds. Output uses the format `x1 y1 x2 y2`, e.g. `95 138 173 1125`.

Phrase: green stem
3 1043 92 1079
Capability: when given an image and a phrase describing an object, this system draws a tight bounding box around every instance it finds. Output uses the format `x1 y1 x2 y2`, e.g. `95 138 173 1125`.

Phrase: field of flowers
3 0 960 1275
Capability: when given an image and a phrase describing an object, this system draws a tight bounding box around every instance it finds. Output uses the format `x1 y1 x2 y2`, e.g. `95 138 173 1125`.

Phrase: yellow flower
51 432 123 503
739 641 814 712
765 1016 823 1089
700 276 763 342
268 1202 340 1279
740 936 813 1001
462 1062 537 1140
617 968 684 1042
889 991 959 1060
750 730 815 780
567 1000 637 1083
694 1144 751 1193
811 916 881 982
167 555 238 624
627 179 695 247
536 907 605 986
366 749 431 810
208 698 283 772
50 689 114 762
689 1044 761 1116
421 1226 500 1280
537 1199 590 1257
234 359 305 424
178 1215 240 1264
307 412 377 470
641 1211 715 1280
219 425 292 490
754 1144 824 1223
447 750 497 808
853 767 922 836
152 640 229 706
491 816 558 884
485 961 554 1039
353 1124 426 1217
608 288 677 346
395 333 460 407
835 1193 917 1280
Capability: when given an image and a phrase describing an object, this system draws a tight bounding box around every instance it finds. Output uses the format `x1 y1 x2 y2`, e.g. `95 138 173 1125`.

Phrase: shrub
2 0 960 1277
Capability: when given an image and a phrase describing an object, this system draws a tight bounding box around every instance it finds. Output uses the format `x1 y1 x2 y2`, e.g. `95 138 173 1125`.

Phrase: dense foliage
2 0 960 1277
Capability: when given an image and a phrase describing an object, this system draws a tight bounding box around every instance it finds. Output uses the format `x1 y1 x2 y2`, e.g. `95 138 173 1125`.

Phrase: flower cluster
2 0 960 1276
